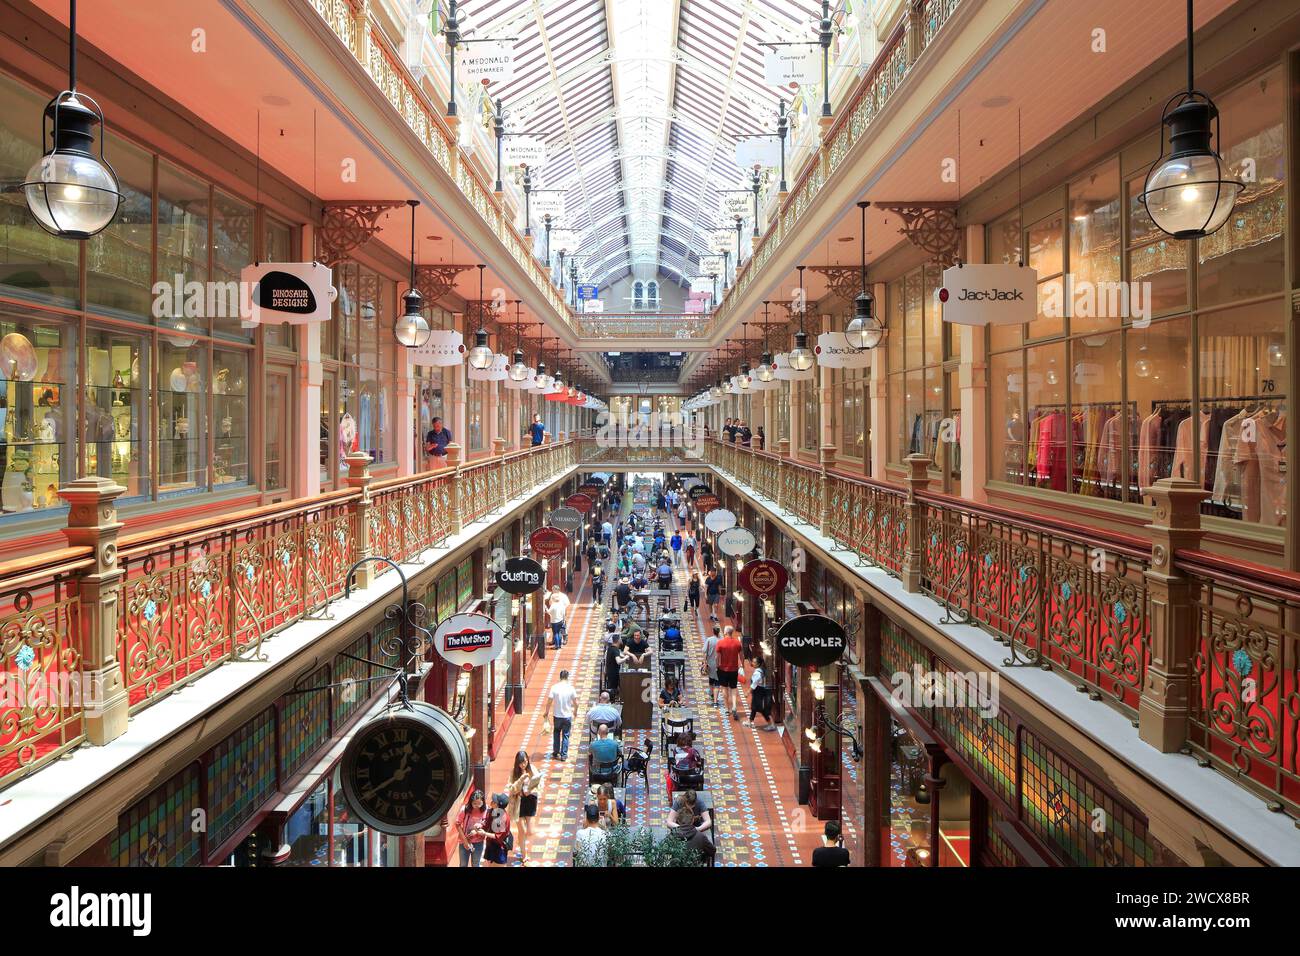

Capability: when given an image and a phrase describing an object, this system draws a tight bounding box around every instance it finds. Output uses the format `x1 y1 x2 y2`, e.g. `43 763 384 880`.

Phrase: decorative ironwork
810 266 860 302
317 201 407 267
874 202 961 268
415 264 474 303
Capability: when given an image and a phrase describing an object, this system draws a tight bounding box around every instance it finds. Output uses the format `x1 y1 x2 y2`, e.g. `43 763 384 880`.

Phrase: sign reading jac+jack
938 263 1037 326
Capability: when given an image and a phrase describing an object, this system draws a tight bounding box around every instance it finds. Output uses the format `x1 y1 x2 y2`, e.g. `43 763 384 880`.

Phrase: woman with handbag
506 750 542 865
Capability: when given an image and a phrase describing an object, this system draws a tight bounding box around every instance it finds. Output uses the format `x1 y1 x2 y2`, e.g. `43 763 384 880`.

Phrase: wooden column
1140 478 1208 752
58 477 128 745
901 454 931 592
343 452 374 588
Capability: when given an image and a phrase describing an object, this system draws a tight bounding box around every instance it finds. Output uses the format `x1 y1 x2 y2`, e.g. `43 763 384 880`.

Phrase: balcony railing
703 438 1300 819
712 0 964 334
577 313 715 339
0 439 576 793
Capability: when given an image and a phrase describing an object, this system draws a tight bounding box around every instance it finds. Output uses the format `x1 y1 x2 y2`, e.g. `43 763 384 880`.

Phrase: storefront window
0 73 79 307
283 780 330 867
798 378 817 452
837 367 867 460
328 262 396 467
85 134 154 319
468 377 485 452
262 219 295 350
158 335 208 495
156 160 210 336
0 316 75 518
1068 160 1122 336
212 191 255 341
889 266 949 472
85 326 149 501
264 367 289 492
213 348 249 486
330 766 369 866
888 720 933 867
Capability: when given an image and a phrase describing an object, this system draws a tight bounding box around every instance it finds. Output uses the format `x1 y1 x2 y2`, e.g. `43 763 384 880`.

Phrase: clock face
342 711 461 835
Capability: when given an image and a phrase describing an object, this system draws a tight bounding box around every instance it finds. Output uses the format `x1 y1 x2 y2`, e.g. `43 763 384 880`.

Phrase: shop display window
797 378 817 452
155 160 210 337
213 349 249 486
985 67 1286 529
85 326 148 501
0 317 75 517
211 191 255 341
262 219 295 350
330 765 370 866
158 335 208 495
85 134 154 319
0 73 79 307
326 261 396 469
468 377 486 452
283 779 330 867
887 720 933 867
889 266 952 479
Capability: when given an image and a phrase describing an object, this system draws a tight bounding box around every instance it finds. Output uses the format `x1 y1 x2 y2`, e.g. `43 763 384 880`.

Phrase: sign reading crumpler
433 612 505 669
529 526 568 558
497 557 545 595
774 614 848 667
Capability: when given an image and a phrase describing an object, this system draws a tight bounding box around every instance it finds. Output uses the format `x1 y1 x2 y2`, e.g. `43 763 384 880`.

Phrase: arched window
633 281 644 308
647 281 659 308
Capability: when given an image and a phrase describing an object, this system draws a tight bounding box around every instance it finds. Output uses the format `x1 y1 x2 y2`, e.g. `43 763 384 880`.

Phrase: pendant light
1137 0 1242 239
788 265 815 371
736 323 752 390
394 200 432 348
21 0 122 239
756 301 775 382
467 264 495 369
844 201 885 349
508 302 530 380
535 332 552 388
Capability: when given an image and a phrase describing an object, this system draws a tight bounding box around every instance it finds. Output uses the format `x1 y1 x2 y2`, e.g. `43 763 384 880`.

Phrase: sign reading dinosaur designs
239 262 337 326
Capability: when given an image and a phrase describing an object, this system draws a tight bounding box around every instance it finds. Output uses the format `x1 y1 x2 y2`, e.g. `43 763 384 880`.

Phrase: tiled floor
464 500 829 867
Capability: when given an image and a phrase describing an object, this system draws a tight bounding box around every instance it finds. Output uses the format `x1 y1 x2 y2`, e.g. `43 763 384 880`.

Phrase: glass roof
462 0 822 291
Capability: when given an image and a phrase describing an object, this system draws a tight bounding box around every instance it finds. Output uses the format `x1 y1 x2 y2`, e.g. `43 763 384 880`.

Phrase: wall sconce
761 598 776 620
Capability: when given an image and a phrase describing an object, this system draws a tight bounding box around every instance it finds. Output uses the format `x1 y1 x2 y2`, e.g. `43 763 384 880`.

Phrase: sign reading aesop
774 613 848 667
497 557 544 594
717 526 756 557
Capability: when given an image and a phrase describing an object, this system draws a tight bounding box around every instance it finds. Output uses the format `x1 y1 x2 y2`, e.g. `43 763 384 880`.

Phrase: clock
339 701 470 835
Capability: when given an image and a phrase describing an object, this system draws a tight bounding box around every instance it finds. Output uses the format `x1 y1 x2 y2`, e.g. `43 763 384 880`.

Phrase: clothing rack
1152 394 1286 407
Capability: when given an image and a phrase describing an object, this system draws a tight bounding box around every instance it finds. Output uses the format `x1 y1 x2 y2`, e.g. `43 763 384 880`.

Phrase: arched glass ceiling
460 0 820 291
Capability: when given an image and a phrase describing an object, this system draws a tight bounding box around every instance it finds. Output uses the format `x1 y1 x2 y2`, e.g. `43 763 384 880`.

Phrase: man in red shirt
715 625 744 721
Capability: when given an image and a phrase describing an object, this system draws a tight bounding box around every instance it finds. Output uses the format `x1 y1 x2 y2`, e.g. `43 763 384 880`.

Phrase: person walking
601 518 613 545
744 656 775 729
545 585 570 649
424 416 453 468
526 413 549 446
684 531 696 568
705 569 721 622
505 750 542 865
702 624 721 706
811 821 852 867
686 572 701 613
542 670 577 760
591 562 605 604
670 529 682 564
716 625 743 721
453 789 489 867
677 500 688 529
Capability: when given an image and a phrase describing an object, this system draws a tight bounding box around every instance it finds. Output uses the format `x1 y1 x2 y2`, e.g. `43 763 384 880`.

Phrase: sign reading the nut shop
738 558 788 598
774 613 848 667
432 612 506 670
529 526 568 558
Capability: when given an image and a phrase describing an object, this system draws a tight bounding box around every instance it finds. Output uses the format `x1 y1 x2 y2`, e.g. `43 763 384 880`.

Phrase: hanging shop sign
695 493 722 514
546 507 584 533
773 352 815 381
705 508 737 533
548 227 577 249
577 284 599 300
564 493 594 514
689 276 714 295
460 40 515 85
735 136 780 170
687 483 713 500
468 353 510 381
716 526 757 557
532 194 566 220
709 231 736 254
937 263 1037 326
411 329 466 367
497 556 545 594
529 526 569 558
504 135 547 167
763 46 819 87
239 262 337 326
339 701 471 835
815 332 872 369
700 255 725 277
433 612 506 670
718 193 750 219
774 613 848 667
579 484 603 498
584 299 604 314
739 558 789 598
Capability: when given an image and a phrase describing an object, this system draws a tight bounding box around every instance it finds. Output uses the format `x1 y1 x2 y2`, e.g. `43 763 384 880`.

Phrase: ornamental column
901 454 931 593
344 452 374 588
59 477 128 745
958 225 987 501
1139 478 1207 751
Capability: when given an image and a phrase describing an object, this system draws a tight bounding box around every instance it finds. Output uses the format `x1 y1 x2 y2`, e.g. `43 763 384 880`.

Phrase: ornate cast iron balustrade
0 440 577 794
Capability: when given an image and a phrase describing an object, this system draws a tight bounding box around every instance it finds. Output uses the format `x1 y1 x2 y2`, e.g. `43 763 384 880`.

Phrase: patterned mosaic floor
466 501 829 867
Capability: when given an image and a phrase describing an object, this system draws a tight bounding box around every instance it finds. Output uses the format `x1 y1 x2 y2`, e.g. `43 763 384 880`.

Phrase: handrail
0 546 95 587
1174 548 1300 603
